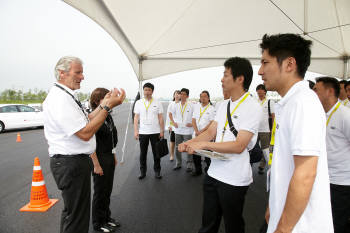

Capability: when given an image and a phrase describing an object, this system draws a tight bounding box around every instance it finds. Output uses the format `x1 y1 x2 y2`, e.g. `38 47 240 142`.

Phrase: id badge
144 115 152 125
266 168 271 192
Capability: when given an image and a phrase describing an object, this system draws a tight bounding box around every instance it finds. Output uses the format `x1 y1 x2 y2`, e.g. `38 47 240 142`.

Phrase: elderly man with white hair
43 56 125 233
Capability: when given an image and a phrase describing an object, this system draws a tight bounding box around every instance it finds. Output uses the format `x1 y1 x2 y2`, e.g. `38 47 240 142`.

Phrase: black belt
52 154 90 158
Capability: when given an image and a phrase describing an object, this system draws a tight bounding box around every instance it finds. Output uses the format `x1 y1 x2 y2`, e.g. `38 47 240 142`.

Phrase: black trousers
193 155 211 173
139 133 161 173
199 174 249 233
330 183 350 233
92 153 115 227
50 156 91 233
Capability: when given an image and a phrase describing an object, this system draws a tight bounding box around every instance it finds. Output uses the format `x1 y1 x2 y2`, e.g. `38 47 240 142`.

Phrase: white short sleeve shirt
208 93 262 186
43 83 96 156
134 98 164 135
268 81 333 233
339 98 350 108
169 101 194 135
192 103 215 137
258 98 275 133
326 102 350 185
165 101 176 130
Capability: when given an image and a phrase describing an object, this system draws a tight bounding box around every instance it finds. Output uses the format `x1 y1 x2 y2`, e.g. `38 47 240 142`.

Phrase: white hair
54 56 83 81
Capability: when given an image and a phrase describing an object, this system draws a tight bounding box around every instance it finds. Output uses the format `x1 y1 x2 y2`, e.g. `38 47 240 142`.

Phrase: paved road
0 103 268 233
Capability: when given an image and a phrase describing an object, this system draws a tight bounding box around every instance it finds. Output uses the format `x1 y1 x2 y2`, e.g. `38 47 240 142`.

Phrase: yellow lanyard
268 119 276 165
326 102 341 126
143 98 153 113
198 104 210 123
221 93 250 142
180 102 188 121
260 98 267 106
343 99 349 106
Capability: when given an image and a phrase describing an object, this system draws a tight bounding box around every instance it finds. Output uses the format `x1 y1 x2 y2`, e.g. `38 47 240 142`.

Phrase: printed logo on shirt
330 126 336 130
233 115 238 119
276 124 279 129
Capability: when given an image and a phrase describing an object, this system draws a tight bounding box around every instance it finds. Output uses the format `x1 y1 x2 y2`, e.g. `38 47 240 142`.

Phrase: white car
0 104 44 133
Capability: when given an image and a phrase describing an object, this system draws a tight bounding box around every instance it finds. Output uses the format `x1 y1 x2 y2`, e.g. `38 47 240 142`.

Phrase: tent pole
139 58 143 98
344 57 349 80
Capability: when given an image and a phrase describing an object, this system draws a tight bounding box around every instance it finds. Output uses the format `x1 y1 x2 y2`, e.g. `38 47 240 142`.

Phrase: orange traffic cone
16 133 22 142
19 157 58 212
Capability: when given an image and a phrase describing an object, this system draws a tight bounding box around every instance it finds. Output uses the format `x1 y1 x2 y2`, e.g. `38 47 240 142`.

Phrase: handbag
155 138 169 159
226 101 263 163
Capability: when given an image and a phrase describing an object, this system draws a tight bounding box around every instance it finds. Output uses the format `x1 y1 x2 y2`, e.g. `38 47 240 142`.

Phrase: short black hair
224 57 253 91
345 81 350 90
316 77 340 98
339 80 347 86
260 33 312 78
307 80 315 89
256 84 267 93
180 88 189 96
143 82 154 91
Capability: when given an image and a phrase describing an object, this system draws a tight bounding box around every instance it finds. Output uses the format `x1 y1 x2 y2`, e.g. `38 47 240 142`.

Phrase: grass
0 100 43 104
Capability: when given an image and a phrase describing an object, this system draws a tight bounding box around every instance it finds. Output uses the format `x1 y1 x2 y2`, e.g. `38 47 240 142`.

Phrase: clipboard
195 150 230 161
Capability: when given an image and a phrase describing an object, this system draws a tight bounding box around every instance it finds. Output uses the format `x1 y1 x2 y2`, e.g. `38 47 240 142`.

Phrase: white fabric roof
63 0 350 80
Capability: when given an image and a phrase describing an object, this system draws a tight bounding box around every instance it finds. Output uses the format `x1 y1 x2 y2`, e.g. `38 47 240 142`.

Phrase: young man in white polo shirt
258 33 333 233
169 88 194 171
339 80 350 108
179 57 262 233
256 84 275 174
191 90 215 176
345 81 350 107
314 77 350 233
134 82 164 179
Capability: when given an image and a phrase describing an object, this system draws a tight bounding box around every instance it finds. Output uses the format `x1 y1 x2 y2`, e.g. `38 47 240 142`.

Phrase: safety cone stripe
33 166 41 171
32 181 45 186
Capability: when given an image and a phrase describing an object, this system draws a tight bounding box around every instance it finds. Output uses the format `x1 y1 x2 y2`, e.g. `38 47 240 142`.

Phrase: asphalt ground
0 103 268 233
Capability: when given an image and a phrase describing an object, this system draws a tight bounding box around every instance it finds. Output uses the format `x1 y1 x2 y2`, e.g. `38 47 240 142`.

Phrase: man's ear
284 57 297 74
59 70 65 80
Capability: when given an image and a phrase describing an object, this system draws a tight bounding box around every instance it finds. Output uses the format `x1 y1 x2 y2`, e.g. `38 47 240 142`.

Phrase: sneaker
186 162 193 172
107 218 121 228
94 223 115 232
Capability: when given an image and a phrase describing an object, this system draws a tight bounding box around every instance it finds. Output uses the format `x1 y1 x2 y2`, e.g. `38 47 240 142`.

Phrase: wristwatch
99 105 112 113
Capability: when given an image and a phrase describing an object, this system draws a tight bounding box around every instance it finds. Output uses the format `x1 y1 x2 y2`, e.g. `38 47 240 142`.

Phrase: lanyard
54 83 89 122
143 98 153 112
268 119 277 165
221 92 250 142
180 102 188 121
198 104 210 123
343 99 349 106
326 102 341 126
260 98 267 106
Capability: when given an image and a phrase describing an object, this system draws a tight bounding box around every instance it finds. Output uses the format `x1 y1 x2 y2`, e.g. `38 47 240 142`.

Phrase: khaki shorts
258 132 271 149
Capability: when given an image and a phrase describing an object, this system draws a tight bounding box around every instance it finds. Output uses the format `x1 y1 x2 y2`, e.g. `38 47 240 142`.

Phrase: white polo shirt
339 98 350 108
134 98 163 135
169 101 194 135
326 102 350 185
258 98 275 133
208 93 262 186
268 81 333 233
43 83 96 156
192 103 215 137
165 101 176 131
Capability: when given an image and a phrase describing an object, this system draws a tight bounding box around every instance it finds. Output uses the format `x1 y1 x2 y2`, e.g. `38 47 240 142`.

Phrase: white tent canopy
64 0 350 81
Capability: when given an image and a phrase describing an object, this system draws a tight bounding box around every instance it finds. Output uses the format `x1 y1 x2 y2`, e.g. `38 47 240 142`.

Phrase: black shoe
138 172 146 179
155 171 162 179
173 166 181 170
258 170 264 175
94 223 115 232
191 171 202 176
107 218 121 228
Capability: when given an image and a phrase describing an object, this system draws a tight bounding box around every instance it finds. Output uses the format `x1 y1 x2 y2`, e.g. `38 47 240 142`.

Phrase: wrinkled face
59 62 84 90
180 91 188 101
258 50 283 92
313 82 329 106
221 67 242 93
200 93 209 105
143 87 153 99
256 89 266 100
345 85 350 99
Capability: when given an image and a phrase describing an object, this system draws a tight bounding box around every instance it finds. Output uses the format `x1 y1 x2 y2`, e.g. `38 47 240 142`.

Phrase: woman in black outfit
90 88 120 232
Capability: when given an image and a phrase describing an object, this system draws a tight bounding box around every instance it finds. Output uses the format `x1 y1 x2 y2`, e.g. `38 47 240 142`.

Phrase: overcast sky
0 0 323 100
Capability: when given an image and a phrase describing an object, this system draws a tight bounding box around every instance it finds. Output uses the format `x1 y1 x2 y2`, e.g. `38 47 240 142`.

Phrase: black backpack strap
268 99 271 117
226 101 238 137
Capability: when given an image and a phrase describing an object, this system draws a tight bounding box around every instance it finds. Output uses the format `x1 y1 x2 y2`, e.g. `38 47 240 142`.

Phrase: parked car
0 104 44 133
